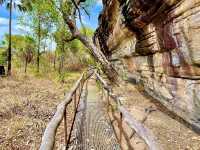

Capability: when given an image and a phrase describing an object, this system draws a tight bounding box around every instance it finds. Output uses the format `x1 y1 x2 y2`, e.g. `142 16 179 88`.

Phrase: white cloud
45 38 56 51
0 17 9 26
14 24 27 32
96 0 102 6
15 24 23 30
15 0 21 5
0 17 25 40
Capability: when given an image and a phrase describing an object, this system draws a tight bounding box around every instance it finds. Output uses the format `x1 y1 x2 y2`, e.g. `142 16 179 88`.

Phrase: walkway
68 79 121 150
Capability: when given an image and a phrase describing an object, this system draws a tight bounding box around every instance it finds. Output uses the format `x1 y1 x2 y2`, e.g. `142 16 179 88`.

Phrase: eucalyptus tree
4 34 36 73
48 0 118 81
20 0 56 72
53 24 95 73
24 0 117 81
0 0 32 75
0 45 7 66
53 25 69 74
21 36 36 73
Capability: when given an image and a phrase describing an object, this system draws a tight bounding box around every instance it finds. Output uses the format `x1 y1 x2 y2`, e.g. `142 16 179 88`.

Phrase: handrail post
64 108 67 149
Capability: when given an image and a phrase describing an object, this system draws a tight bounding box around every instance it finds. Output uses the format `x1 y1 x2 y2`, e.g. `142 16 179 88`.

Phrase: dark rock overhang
94 0 181 56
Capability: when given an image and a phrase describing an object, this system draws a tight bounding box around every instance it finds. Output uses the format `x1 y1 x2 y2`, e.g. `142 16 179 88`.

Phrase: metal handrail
95 71 162 150
40 70 92 150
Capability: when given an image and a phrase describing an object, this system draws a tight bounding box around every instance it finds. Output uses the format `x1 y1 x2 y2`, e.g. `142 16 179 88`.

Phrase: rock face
95 0 200 130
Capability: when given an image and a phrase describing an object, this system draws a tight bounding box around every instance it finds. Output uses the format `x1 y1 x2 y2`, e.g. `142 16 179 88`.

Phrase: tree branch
81 6 90 19
60 0 118 82
71 0 86 33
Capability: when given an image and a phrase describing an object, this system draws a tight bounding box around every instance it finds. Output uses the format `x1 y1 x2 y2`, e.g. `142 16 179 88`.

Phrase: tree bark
37 17 41 73
58 58 61 74
77 35 118 82
53 50 56 70
58 56 64 75
24 58 28 73
7 0 13 76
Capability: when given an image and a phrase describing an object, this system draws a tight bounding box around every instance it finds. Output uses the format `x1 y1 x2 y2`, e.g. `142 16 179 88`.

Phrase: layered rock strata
95 0 200 131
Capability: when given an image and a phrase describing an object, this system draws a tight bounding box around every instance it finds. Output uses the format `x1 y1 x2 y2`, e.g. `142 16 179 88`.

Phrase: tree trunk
53 50 56 70
58 57 61 74
61 42 65 72
7 0 13 76
58 55 64 74
62 16 118 82
37 17 41 73
77 35 118 82
59 42 65 74
24 58 28 73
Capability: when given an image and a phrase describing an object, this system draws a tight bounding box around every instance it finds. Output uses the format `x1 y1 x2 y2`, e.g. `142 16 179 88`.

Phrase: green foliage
0 47 7 65
19 0 59 44
5 34 36 54
0 0 33 11
53 25 70 51
69 27 94 55
20 0 97 72
0 0 102 79
4 34 36 65
52 24 95 75
5 34 24 51
80 27 94 36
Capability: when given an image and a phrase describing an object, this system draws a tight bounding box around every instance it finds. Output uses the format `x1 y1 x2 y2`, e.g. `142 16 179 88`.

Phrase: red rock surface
95 0 200 131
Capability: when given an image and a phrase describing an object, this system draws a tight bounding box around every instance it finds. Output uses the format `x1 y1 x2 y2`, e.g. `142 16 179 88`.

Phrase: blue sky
0 3 21 41
79 0 103 28
0 0 103 45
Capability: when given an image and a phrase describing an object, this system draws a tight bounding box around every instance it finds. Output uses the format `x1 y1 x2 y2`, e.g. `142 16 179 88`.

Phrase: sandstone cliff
95 0 200 131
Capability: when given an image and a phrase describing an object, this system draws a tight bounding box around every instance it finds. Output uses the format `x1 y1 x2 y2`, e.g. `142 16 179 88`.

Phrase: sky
0 0 103 48
0 4 21 41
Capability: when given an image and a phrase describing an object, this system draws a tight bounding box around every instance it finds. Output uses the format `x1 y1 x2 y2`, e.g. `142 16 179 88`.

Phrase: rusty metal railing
40 70 93 150
95 71 162 150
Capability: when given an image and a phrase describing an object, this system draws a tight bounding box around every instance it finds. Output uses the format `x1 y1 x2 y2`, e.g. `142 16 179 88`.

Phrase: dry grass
0 71 81 149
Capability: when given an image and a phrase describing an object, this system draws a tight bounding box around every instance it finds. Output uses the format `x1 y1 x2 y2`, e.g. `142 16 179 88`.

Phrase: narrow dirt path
69 78 121 150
